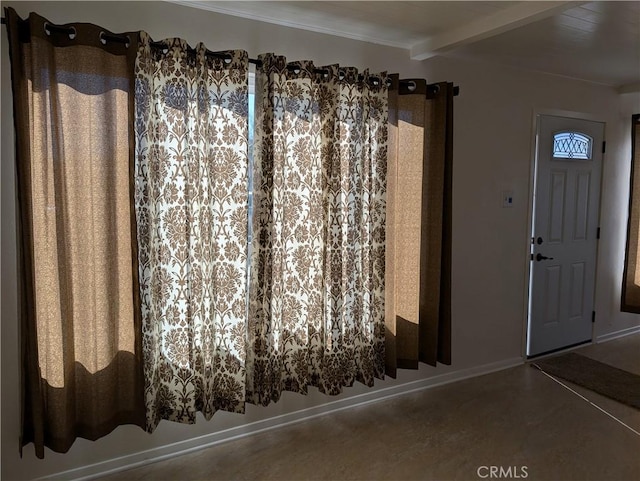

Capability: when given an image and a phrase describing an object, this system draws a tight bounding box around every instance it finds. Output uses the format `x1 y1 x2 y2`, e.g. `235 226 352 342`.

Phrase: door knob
536 253 554 261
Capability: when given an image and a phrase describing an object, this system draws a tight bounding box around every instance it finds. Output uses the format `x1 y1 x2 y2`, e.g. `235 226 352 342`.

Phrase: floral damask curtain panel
134 32 250 431
5 8 145 457
247 55 388 404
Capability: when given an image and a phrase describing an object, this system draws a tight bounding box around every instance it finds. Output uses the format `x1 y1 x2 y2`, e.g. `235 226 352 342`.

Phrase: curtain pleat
134 32 250 431
247 54 387 404
622 114 640 313
387 78 427 372
5 7 145 457
385 78 453 376
438 82 454 364
384 75 399 377
422 81 453 366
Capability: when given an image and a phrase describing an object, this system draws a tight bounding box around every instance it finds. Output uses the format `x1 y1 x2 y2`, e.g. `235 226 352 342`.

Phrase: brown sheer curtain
5 8 145 457
385 76 453 377
622 114 640 312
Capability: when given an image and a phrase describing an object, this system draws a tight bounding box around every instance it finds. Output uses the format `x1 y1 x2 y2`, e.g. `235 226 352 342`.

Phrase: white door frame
521 108 607 358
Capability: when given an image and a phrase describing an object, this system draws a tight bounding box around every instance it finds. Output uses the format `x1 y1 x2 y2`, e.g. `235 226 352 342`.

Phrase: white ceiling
172 1 640 90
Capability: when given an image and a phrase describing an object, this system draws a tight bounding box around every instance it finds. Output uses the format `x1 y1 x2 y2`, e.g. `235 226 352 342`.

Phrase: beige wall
2 2 638 479
596 91 640 337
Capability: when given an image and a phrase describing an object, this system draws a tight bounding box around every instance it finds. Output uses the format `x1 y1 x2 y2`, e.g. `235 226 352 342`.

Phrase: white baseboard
42 357 524 481
596 325 640 343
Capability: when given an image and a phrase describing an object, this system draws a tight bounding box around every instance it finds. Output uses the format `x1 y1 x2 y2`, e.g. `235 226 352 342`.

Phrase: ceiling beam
410 1 583 61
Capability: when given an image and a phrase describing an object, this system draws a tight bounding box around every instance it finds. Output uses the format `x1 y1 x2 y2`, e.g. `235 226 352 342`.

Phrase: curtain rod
0 16 458 96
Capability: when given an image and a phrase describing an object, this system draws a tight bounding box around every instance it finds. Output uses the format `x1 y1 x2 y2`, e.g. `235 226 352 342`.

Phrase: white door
528 115 604 356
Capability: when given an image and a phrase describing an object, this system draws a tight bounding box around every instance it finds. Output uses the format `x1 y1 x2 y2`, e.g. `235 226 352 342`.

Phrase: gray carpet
532 352 640 410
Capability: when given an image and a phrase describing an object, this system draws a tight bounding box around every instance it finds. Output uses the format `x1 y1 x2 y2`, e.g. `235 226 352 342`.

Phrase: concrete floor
99 334 640 481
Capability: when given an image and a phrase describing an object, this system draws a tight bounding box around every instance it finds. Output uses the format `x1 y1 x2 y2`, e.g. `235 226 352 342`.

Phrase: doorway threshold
527 339 592 360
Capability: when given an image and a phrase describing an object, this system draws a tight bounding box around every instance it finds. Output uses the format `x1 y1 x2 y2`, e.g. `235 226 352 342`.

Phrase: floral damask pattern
135 32 249 431
247 54 388 404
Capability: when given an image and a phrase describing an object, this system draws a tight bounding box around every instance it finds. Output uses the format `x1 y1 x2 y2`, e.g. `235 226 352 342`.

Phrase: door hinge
597 227 601 239
602 141 606 154
592 311 596 323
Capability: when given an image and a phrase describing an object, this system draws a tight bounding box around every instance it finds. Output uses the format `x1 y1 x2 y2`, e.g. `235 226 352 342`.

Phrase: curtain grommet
100 31 131 48
44 22 76 40
287 63 302 75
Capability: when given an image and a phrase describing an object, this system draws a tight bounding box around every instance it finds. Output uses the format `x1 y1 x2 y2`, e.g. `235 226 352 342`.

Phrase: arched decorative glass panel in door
552 131 593 160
